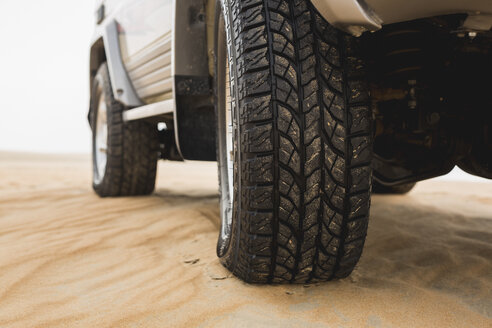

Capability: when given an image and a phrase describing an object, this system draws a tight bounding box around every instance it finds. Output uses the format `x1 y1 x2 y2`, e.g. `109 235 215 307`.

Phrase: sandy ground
0 152 491 328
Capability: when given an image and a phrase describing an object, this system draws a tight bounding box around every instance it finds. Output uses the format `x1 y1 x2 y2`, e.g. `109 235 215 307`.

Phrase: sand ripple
0 153 490 327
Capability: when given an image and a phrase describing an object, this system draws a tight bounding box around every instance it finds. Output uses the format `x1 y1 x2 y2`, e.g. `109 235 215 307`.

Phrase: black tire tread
220 0 372 283
372 182 416 195
91 63 159 197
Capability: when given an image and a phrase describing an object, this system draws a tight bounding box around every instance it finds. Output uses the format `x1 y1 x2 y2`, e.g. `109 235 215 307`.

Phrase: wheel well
89 38 106 94
88 38 106 129
365 15 492 184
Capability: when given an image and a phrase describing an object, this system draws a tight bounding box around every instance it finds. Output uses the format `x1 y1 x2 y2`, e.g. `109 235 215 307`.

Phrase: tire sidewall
215 0 242 264
91 70 105 189
91 64 122 194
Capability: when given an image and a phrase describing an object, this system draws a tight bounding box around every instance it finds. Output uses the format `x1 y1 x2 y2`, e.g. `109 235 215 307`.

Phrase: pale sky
0 0 488 183
0 0 94 154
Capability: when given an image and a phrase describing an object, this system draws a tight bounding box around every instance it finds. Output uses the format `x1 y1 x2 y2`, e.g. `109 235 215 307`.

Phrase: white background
0 0 94 154
0 0 488 182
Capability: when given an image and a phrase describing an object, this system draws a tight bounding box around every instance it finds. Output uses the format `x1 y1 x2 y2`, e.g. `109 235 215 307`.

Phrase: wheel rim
225 60 234 209
93 86 108 185
217 11 235 256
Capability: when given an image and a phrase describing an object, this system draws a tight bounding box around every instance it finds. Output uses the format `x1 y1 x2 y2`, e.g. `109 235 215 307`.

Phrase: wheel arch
89 38 106 94
87 19 144 128
88 38 106 129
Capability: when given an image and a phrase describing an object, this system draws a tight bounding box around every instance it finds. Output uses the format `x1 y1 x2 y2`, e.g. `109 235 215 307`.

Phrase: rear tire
372 182 416 194
90 63 159 197
215 0 372 283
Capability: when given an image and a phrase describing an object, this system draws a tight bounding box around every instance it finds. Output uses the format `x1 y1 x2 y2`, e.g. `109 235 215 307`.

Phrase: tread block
243 155 274 183
240 71 271 97
243 124 273 152
245 185 274 210
348 193 370 219
349 105 371 134
246 211 274 234
241 94 273 123
239 48 269 74
351 136 371 166
350 166 371 193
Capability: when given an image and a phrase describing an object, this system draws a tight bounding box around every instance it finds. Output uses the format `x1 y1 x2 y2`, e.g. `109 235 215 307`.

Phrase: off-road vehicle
88 0 492 283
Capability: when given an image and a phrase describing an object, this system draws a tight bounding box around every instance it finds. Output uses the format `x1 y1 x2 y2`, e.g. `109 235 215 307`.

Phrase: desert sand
0 152 490 327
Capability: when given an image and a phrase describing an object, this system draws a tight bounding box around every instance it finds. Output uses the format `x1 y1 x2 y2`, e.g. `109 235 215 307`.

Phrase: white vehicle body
89 0 492 160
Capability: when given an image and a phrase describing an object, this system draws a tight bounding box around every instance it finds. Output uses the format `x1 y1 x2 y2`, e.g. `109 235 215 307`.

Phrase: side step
122 99 174 121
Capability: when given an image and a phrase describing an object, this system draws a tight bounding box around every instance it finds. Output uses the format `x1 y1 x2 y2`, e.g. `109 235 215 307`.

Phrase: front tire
90 63 159 197
215 0 372 283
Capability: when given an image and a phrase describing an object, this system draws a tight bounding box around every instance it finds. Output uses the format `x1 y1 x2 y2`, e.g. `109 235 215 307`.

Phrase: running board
122 99 174 121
